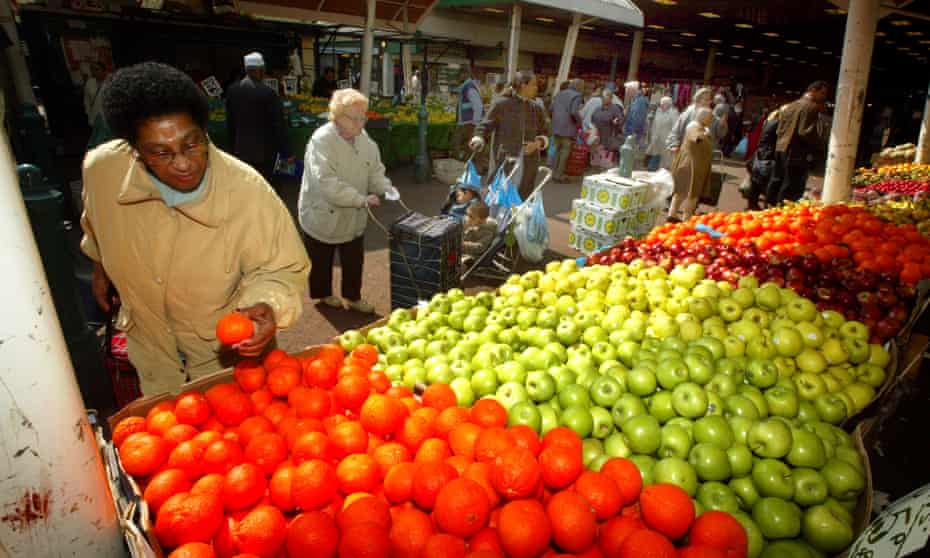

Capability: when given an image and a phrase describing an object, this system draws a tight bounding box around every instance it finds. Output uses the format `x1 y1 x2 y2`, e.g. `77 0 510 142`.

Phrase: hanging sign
847 483 930 558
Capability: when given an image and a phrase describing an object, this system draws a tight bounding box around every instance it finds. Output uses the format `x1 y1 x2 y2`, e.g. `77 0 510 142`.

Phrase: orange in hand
216 312 254 345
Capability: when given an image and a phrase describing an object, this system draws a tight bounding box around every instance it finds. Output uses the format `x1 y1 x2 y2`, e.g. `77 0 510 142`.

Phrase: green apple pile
339 259 888 557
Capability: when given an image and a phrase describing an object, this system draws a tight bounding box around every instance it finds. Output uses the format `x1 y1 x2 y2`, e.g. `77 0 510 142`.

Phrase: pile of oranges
646 204 930 285
112 345 749 558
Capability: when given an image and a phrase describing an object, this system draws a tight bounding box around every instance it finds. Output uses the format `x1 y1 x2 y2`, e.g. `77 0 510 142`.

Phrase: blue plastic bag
485 162 523 229
514 192 549 263
458 159 482 188
733 136 748 160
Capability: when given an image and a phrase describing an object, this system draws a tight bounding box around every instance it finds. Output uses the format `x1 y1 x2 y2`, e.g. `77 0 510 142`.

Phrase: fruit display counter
104 341 798 558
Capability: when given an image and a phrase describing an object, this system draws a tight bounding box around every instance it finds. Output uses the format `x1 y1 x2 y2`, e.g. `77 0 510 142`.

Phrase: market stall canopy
438 0 643 28
239 0 439 32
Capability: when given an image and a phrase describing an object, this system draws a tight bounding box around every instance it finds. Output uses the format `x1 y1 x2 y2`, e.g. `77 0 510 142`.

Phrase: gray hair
660 96 673 108
570 78 585 90
693 87 714 106
509 70 536 89
695 107 714 126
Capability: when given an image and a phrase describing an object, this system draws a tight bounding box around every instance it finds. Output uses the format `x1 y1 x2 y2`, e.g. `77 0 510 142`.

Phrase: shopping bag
591 146 616 169
457 159 482 187
514 193 549 263
733 136 749 160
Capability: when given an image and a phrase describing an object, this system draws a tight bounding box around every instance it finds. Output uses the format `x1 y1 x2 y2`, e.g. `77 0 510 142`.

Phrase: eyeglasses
139 138 209 166
341 113 368 125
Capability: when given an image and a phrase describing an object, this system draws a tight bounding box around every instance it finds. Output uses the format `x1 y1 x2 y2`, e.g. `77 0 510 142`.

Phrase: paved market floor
273 158 782 352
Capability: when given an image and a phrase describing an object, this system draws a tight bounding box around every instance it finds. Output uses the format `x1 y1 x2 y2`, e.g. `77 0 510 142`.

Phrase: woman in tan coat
668 107 714 222
82 62 310 394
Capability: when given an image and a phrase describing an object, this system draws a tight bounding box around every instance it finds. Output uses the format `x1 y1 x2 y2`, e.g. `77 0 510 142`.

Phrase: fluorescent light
752 49 763 53
786 39 801 44
770 53 781 57
731 55 741 59
615 31 629 37
875 31 887 36
906 31 923 36
805 45 817 50
681 32 696 37
763 32 780 37
698 12 720 18
891 19 911 26
482 7 505 13
581 25 595 30
735 23 754 29
785 56 795 60
654 0 677 5
672 43 683 47
920 40 930 44
708 38 723 43
645 37 659 43
899 46 911 50
694 47 705 52
824 8 847 14
732 44 745 49
647 24 665 30
825 50 833 54
747 58 755 62
886 39 896 44
535 17 555 23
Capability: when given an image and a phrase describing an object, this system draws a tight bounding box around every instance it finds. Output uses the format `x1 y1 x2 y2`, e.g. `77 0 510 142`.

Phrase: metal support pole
608 52 619 84
0 132 125 556
360 0 376 95
704 46 717 84
823 0 880 204
415 40 430 183
627 30 643 82
917 80 930 164
556 13 582 87
506 3 522 83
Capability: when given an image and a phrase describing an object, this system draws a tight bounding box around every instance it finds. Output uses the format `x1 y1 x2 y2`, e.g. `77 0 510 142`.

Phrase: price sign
200 76 223 98
848 484 930 558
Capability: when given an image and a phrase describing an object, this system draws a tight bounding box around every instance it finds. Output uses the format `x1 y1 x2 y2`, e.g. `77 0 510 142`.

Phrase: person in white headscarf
646 96 679 171
668 107 714 222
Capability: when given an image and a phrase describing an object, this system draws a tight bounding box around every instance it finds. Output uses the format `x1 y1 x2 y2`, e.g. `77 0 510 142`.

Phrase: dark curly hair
101 62 209 144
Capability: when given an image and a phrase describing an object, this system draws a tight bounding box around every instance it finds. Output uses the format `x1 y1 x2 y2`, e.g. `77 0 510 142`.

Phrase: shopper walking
550 78 584 182
452 66 485 162
225 52 290 183
667 87 715 153
746 107 783 210
299 89 398 314
668 107 714 222
767 81 829 206
591 88 625 161
582 83 623 135
470 70 550 200
623 85 649 147
312 66 339 99
646 97 679 171
82 62 310 395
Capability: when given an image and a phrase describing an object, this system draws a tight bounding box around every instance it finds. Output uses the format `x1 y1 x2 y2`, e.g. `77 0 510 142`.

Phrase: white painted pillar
627 30 643 82
382 51 394 97
704 46 717 84
507 3 522 83
401 43 413 96
0 134 124 554
556 13 582 87
360 0 376 95
0 0 36 105
823 0 881 204
917 81 930 164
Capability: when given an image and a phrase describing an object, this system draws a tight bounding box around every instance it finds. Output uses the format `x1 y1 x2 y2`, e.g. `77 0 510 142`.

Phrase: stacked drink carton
569 172 652 255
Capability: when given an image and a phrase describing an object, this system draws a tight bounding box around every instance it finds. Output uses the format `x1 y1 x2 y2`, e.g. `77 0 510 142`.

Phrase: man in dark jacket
225 52 289 183
550 78 584 182
312 67 338 99
768 81 829 205
470 70 550 201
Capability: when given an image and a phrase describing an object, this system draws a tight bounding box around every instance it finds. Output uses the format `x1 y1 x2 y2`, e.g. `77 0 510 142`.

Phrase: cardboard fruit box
569 223 622 255
579 172 649 211
571 199 634 238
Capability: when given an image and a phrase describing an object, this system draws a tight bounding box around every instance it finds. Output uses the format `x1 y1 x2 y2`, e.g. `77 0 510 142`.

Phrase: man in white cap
225 51 290 184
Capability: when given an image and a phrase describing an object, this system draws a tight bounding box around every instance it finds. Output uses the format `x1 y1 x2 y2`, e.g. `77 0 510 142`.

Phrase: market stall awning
438 0 643 28
239 0 439 32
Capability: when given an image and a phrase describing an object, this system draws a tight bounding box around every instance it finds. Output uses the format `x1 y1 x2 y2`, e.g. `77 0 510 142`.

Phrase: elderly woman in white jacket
645 97 679 171
298 89 397 313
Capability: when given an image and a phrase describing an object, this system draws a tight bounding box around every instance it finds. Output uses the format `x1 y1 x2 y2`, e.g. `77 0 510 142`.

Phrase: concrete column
704 46 717 84
0 0 35 105
917 81 930 164
401 43 413 95
360 0 376 95
0 132 125 556
382 51 394 97
507 3 522 83
627 30 643 82
823 0 881 204
556 13 582 87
